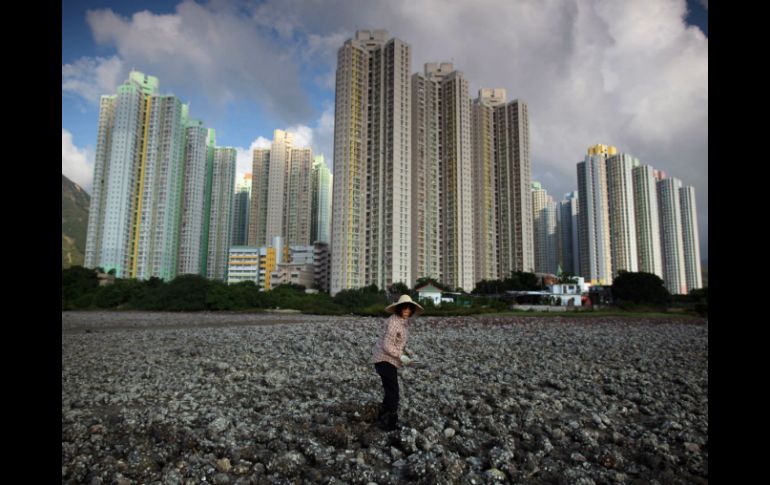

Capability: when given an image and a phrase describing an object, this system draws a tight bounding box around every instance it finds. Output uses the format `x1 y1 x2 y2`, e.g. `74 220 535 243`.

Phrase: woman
371 294 423 431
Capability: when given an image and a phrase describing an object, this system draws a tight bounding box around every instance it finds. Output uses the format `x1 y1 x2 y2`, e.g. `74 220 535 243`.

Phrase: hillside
62 174 90 268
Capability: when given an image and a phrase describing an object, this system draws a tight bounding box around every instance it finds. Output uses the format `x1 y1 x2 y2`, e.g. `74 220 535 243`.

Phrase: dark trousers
374 361 399 414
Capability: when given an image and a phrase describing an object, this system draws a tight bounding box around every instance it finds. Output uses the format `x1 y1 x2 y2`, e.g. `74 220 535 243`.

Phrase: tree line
62 266 706 316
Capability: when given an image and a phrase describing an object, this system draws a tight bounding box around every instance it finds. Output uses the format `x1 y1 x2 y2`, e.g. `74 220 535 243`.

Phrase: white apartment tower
248 148 270 246
285 147 313 246
266 130 294 245
657 177 688 295
471 88 505 283
178 118 209 275
560 191 580 276
85 71 188 281
231 173 252 247
606 152 640 276
311 156 333 244
577 144 614 285
495 99 535 276
248 130 314 247
679 186 703 292
205 147 236 280
532 182 559 275
632 165 664 279
412 63 474 291
331 30 412 294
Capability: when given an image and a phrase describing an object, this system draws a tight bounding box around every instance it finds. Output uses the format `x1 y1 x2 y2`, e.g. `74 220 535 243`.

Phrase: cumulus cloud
62 129 94 193
85 2 314 123
62 56 126 105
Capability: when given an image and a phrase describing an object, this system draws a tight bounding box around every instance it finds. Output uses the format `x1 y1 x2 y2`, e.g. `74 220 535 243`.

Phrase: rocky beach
62 311 708 484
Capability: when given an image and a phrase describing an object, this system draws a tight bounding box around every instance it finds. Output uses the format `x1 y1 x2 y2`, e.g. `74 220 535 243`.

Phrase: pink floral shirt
371 314 409 368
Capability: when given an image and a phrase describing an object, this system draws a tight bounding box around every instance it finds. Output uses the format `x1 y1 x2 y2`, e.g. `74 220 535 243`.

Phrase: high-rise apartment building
577 144 614 285
311 156 333 244
657 177 688 295
632 165 664 279
532 182 559 275
679 185 703 292
205 147 236 280
606 152 639 276
266 130 294 245
495 99 534 276
560 191 580 276
248 130 313 247
471 88 505 283
412 63 474 291
85 71 234 282
231 173 251 247
248 148 270 246
85 71 187 280
331 30 412 295
285 148 313 246
178 118 209 275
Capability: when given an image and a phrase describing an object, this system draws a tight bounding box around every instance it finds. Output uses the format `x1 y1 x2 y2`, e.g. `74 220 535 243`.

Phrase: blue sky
63 0 708 260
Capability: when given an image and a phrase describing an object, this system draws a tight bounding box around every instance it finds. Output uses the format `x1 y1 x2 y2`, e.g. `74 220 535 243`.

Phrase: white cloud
62 56 126 105
85 2 314 122
62 129 94 193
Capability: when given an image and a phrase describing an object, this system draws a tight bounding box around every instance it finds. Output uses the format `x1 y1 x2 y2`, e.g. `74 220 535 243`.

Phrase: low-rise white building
547 277 590 306
415 283 443 305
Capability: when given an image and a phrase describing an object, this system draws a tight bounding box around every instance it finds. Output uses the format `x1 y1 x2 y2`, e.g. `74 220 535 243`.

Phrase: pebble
62 312 708 484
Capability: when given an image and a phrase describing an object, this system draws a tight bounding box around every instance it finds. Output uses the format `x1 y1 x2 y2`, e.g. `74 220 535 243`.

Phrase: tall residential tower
331 30 412 294
577 144 614 285
412 63 474 291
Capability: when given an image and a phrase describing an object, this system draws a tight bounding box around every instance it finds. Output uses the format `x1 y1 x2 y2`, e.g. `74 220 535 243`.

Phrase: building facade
311 156 333 244
559 191 580 276
606 152 639 277
657 177 688 295
331 30 412 294
412 63 474 291
178 118 209 275
577 144 614 285
679 185 703 292
205 147 236 281
532 182 559 275
495 99 534 276
632 165 664 279
231 173 251 247
85 71 190 281
471 88 505 284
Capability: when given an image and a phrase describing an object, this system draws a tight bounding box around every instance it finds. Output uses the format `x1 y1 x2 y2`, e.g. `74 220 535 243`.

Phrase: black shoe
377 411 399 431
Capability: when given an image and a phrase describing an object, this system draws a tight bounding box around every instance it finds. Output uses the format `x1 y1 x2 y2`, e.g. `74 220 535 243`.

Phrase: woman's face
399 304 413 318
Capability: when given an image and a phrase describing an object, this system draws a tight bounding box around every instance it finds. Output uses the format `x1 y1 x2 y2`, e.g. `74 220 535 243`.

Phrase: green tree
611 271 670 306
508 271 540 290
62 266 99 309
92 278 143 309
333 284 387 311
557 272 579 284
388 282 412 298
